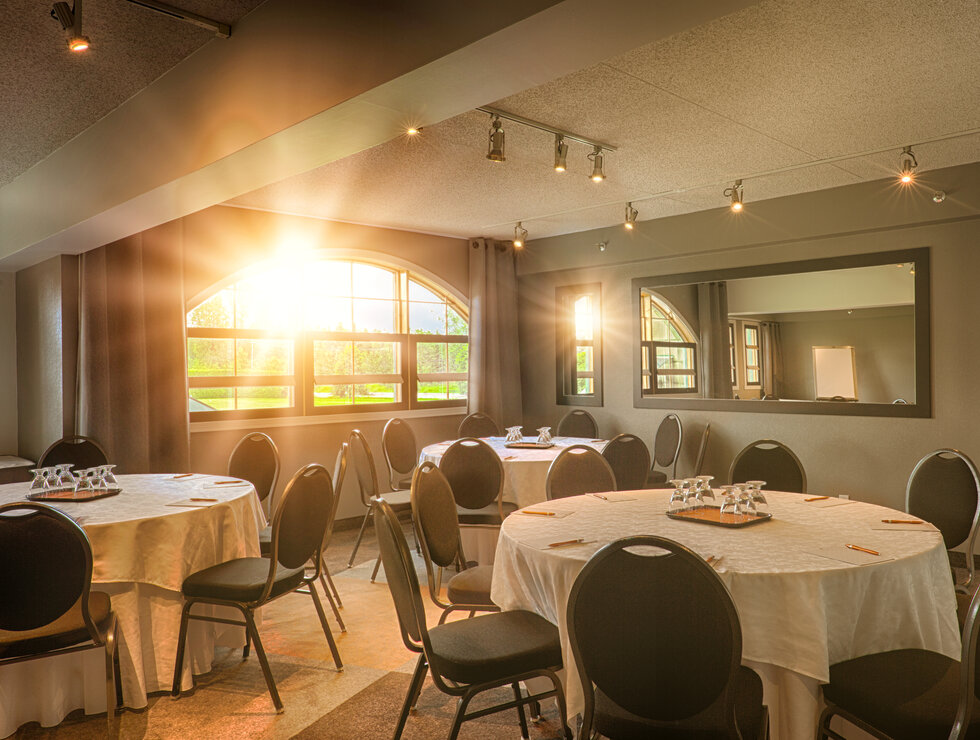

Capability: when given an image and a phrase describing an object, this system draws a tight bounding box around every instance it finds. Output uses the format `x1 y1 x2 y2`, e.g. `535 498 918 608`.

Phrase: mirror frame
631 247 930 418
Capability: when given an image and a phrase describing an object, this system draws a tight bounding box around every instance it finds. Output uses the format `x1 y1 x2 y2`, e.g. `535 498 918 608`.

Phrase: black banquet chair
546 444 616 500
601 433 651 491
906 448 980 592
557 409 599 439
568 535 769 739
37 435 108 470
382 417 418 492
373 498 571 740
729 439 807 494
647 413 682 487
171 463 343 713
693 422 712 477
440 437 516 526
229 432 281 554
0 502 119 735
411 461 498 624
818 583 980 740
458 411 501 438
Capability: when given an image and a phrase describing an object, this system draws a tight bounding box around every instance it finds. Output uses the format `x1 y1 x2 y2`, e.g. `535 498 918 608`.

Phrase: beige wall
0 273 16 451
517 162 980 516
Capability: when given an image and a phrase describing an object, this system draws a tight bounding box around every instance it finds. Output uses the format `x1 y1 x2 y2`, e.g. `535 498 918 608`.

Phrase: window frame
555 283 603 407
742 321 762 388
186 258 468 422
638 289 699 399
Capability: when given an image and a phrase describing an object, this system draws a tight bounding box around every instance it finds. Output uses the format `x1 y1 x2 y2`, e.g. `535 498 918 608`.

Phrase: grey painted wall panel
0 273 16 451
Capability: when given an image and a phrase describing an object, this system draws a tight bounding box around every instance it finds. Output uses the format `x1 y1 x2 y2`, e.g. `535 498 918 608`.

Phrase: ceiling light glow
589 146 605 182
724 179 744 212
898 145 917 184
624 202 638 230
68 35 90 51
554 134 568 172
406 127 420 136
513 222 528 249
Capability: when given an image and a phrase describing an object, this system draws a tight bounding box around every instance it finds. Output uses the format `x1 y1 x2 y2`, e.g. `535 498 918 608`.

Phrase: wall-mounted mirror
632 248 930 417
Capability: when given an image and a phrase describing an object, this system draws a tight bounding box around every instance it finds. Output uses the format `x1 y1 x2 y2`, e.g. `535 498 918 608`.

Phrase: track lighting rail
476 106 617 152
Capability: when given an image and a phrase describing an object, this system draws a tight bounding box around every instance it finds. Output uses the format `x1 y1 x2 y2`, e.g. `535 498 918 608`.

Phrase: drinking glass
696 474 715 502
99 465 118 490
74 469 95 495
505 426 523 443
686 478 704 509
668 479 689 513
28 469 47 495
736 484 755 514
536 427 553 445
745 480 769 515
56 465 77 492
719 485 741 516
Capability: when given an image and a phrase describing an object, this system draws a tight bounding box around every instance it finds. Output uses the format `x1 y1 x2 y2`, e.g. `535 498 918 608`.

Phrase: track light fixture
899 145 918 184
724 179 744 212
554 135 568 172
624 202 638 230
487 116 506 163
51 1 90 52
589 146 606 182
513 222 528 249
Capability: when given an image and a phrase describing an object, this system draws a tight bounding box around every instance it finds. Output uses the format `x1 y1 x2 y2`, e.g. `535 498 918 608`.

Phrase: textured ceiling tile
836 133 980 181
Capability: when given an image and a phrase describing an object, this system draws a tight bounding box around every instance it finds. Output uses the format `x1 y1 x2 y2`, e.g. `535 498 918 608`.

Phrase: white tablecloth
0 474 265 737
491 490 960 740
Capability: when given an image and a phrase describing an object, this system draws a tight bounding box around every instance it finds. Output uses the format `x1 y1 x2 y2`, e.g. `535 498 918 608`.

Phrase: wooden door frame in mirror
631 247 930 418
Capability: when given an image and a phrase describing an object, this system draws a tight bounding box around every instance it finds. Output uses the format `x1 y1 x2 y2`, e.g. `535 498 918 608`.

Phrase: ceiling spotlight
624 202 638 230
487 116 505 163
597 241 608 252
554 134 568 172
933 190 946 203
513 222 528 249
52 1 91 52
899 145 917 184
589 146 606 182
406 126 421 136
724 179 744 212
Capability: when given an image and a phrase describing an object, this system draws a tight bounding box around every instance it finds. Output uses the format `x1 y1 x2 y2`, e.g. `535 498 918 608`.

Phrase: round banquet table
490 489 960 740
0 474 265 737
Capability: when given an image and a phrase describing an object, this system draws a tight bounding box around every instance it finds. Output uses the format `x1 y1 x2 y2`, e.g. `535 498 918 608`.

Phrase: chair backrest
37 435 108 470
652 414 683 473
557 409 599 439
906 449 980 553
546 445 617 500
348 429 380 506
0 502 101 642
411 462 463 569
694 423 712 477
322 442 349 549
382 418 418 487
440 437 504 511
567 535 744 736
373 498 429 654
957 585 980 723
267 464 334 582
227 432 280 505
729 439 807 493
601 434 651 491
458 412 501 438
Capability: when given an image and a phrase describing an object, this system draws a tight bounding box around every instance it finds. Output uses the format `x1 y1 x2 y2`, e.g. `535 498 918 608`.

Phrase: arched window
639 290 698 395
186 258 468 418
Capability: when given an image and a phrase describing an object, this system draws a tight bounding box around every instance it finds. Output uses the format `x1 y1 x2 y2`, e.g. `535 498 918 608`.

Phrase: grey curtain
467 238 523 427
697 281 733 399
760 321 783 398
77 222 190 472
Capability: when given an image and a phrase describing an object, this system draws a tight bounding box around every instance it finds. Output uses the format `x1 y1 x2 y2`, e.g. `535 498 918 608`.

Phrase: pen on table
804 496 829 502
881 519 924 524
589 493 608 500
190 497 218 502
212 480 242 485
549 538 584 548
522 510 556 517
706 555 724 567
845 543 879 556
172 473 194 479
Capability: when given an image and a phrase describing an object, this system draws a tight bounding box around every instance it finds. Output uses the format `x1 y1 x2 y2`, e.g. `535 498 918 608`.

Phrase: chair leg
323 564 343 607
447 689 475 740
171 601 193 696
104 616 119 738
308 582 344 670
319 571 347 632
348 507 372 567
371 553 383 582
550 671 573 740
529 698 542 722
512 683 530 739
242 608 284 713
243 629 251 659
396 654 428 739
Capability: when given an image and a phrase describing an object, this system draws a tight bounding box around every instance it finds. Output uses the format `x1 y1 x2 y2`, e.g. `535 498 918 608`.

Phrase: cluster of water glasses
28 464 118 495
504 426 554 444
668 476 769 516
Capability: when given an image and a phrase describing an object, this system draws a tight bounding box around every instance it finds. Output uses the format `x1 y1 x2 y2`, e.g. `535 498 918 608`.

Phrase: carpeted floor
10 520 568 739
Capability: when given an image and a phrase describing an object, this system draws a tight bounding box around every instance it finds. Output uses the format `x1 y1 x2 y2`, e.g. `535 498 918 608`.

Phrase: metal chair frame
382 417 418 491
906 448 980 593
0 502 119 735
601 433 651 491
227 431 280 509
649 413 683 484
440 437 508 526
171 464 343 713
458 411 501 438
694 422 712 477
373 499 571 740
37 434 109 469
728 438 807 493
546 444 617 501
556 409 599 439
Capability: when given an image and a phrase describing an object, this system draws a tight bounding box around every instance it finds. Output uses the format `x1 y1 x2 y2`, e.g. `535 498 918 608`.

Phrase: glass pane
745 326 758 346
236 339 293 376
746 348 759 367
417 381 447 401
235 271 300 331
354 383 397 404
353 341 398 375
447 307 468 336
353 298 396 333
654 346 695 369
314 340 353 376
309 261 352 297
409 280 441 303
448 381 467 400
189 387 232 412
306 295 352 332
573 295 593 341
576 346 593 372
313 384 352 406
352 264 395 299
187 338 234 377
747 369 760 384
236 386 293 410
187 290 233 329
417 343 447 374
576 377 594 394
410 302 446 334
657 374 696 390
448 343 468 374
